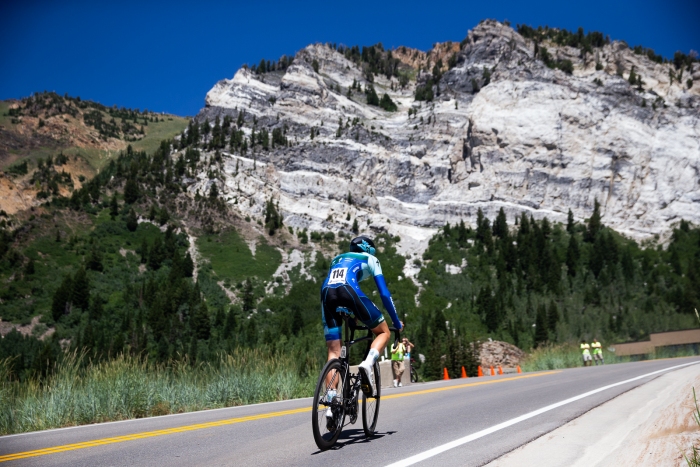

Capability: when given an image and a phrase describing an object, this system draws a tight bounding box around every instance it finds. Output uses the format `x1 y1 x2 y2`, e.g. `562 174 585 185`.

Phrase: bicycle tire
361 361 381 436
410 367 418 383
312 358 346 450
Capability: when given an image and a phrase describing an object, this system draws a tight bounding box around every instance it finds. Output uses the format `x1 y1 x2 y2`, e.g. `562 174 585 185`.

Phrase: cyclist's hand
396 321 404 331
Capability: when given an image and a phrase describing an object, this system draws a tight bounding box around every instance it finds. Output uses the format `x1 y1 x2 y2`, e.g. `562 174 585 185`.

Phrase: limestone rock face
191 20 700 258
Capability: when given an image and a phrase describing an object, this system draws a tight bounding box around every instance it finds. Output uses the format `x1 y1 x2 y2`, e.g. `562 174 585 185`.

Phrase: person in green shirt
391 338 407 387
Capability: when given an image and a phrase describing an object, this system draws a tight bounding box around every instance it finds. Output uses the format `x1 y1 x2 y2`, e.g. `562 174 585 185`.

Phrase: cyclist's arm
374 274 401 329
367 255 402 329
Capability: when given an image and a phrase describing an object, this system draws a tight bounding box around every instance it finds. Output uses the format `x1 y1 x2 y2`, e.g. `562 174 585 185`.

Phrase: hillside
0 20 699 391
0 92 188 215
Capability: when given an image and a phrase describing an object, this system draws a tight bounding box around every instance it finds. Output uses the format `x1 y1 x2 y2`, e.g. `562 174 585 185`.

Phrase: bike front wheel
362 361 381 436
312 359 346 450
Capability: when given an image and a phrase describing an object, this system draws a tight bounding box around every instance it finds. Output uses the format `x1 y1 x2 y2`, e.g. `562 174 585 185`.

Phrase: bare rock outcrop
188 19 700 267
479 340 526 368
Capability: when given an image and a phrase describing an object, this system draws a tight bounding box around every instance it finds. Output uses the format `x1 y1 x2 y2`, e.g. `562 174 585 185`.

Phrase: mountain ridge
192 20 699 260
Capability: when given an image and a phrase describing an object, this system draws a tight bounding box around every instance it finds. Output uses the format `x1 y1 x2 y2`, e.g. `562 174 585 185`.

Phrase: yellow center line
0 371 558 463
382 371 560 400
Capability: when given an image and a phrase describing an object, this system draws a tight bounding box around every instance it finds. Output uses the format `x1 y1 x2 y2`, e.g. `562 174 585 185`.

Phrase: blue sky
1 0 697 116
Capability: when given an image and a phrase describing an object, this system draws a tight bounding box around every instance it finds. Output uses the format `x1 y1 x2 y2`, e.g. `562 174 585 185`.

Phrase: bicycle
410 357 418 383
311 313 400 451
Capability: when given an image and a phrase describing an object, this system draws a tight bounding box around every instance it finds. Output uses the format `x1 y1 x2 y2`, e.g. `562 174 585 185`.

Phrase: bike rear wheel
312 359 346 450
410 366 418 383
361 361 381 436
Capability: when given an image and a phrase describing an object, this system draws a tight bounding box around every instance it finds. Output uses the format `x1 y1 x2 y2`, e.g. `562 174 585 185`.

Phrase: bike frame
323 314 400 424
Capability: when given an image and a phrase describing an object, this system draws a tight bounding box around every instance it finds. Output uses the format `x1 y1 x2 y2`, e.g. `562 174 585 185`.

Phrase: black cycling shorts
321 285 385 341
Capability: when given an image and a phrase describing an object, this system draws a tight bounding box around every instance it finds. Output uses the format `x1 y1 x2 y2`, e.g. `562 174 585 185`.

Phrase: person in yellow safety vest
581 340 592 366
591 338 604 365
391 338 407 387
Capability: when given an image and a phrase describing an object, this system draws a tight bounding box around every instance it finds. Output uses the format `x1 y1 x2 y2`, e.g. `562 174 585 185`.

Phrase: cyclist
321 236 403 411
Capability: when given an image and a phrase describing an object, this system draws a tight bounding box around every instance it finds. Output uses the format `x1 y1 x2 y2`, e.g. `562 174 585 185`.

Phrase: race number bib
328 267 348 285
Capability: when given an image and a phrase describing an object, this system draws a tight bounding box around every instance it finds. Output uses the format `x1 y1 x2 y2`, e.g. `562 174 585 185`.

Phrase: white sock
364 349 379 366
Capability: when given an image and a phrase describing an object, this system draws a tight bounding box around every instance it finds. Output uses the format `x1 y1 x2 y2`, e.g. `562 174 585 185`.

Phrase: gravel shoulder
484 363 700 467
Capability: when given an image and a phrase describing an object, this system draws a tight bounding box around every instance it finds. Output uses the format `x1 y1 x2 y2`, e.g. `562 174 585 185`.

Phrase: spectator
581 340 592 367
403 337 414 358
391 338 407 387
591 338 604 365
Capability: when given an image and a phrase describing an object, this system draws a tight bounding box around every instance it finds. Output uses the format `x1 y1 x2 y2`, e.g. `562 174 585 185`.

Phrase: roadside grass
197 229 282 284
521 343 700 372
0 349 317 435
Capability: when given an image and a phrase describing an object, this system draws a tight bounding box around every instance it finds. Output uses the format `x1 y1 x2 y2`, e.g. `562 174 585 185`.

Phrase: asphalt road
2 356 699 466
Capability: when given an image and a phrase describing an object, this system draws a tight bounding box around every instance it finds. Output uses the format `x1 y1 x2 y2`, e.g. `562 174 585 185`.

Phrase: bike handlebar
388 326 401 348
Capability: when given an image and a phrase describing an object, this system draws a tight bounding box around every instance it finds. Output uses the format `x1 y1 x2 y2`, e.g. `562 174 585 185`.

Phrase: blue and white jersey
322 252 400 326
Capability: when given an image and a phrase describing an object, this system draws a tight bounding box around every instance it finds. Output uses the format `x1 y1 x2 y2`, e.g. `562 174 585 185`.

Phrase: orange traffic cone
498 366 503 375
461 366 467 378
490 366 495 376
478 366 484 377
443 368 450 380
517 365 522 374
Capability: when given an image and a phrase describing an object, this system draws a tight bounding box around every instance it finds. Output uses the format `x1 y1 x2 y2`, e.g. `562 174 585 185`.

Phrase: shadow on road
311 429 398 454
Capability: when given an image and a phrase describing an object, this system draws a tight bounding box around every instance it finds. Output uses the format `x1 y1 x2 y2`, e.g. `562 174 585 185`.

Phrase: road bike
311 313 400 451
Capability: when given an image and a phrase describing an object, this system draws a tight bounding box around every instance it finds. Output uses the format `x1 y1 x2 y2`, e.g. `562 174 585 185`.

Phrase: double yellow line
0 371 557 463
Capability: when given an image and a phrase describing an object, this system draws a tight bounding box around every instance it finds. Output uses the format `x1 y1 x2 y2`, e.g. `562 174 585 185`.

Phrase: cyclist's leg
322 287 343 389
340 285 391 355
357 294 391 354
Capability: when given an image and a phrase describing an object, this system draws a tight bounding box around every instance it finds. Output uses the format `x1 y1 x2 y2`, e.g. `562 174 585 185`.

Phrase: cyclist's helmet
349 236 376 256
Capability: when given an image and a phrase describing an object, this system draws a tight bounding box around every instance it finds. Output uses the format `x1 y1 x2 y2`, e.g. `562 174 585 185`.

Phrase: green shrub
7 161 28 176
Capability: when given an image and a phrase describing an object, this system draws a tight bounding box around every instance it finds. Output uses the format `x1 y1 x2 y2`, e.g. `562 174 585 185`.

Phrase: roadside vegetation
0 349 316 435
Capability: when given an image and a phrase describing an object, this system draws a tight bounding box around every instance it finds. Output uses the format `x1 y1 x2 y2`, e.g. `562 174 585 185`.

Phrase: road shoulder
484 364 700 467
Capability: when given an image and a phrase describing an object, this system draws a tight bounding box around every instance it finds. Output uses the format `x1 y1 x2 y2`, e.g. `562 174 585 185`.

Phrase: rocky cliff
189 20 700 256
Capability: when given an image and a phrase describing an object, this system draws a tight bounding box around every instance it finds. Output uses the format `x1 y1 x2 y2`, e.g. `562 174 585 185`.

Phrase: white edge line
384 360 700 467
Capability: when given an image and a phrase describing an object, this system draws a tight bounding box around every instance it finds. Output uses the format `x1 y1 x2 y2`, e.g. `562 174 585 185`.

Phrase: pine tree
192 302 211 340
493 207 508 238
566 234 579 277
223 308 237 340
352 219 359 234
148 237 165 270
566 209 575 233
52 274 73 321
123 178 140 204
71 266 90 311
242 279 255 313
86 243 104 272
24 258 35 276
89 295 104 321
379 93 397 112
547 302 559 336
182 252 194 278
109 193 119 220
480 285 500 332
585 199 602 242
365 85 380 106
534 304 548 347
126 208 138 232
